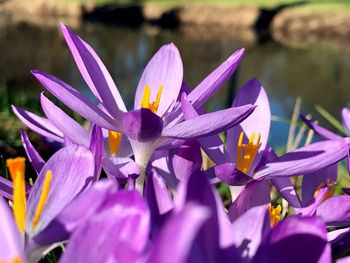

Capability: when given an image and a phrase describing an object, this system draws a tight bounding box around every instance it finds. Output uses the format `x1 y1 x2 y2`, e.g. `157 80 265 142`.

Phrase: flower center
140 85 163 114
6 157 26 233
108 131 123 156
267 204 281 227
32 170 53 229
236 132 261 173
313 178 335 202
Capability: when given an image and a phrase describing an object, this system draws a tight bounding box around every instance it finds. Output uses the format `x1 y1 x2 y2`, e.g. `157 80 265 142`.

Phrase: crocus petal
0 197 25 262
89 125 103 181
169 140 202 181
180 92 229 164
32 70 120 131
205 163 253 186
316 195 350 227
144 170 173 238
301 164 337 205
328 227 350 245
60 23 127 118
253 216 331 263
102 157 140 182
271 177 301 208
344 188 350 195
188 48 244 111
162 104 255 139
0 177 13 200
164 49 244 127
21 130 45 175
134 43 183 117
337 256 350 263
295 187 328 217
147 204 210 263
300 114 342 140
228 180 270 222
122 108 163 142
33 180 118 245
342 108 350 135
227 78 271 173
231 205 270 260
12 105 64 142
40 93 90 147
59 190 150 263
254 139 350 179
26 144 95 237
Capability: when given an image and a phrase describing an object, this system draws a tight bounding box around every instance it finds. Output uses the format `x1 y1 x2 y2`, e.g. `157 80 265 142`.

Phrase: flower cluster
1 23 350 263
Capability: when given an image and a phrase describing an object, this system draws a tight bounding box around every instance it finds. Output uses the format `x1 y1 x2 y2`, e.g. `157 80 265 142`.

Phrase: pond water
1 20 350 150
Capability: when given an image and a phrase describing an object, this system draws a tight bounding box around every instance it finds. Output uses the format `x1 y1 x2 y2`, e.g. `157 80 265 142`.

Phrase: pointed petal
271 177 301 208
228 180 270 222
21 130 45 175
60 23 126 118
59 190 150 263
254 139 350 179
89 125 103 181
12 105 64 142
32 70 120 131
26 145 95 237
0 197 25 261
165 49 244 126
231 205 270 260
0 177 13 200
301 164 337 205
180 93 229 164
205 163 253 186
188 48 244 110
300 114 342 140
162 104 255 139
147 204 210 263
254 216 331 263
40 93 90 147
227 78 271 172
134 43 183 117
33 180 118 245
316 195 350 227
169 140 202 181
342 108 350 135
102 157 140 183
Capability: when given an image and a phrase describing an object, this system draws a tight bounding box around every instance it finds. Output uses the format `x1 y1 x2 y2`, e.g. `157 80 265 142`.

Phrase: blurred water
1 21 350 149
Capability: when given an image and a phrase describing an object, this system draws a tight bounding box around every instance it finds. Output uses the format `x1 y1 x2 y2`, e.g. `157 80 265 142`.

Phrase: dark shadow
148 8 181 29
254 1 306 44
82 4 144 28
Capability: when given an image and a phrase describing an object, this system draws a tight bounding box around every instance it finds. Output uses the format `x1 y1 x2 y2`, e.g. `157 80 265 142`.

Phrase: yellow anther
236 132 261 173
6 157 26 233
313 178 335 202
32 170 53 229
267 204 281 228
140 84 163 114
108 131 123 156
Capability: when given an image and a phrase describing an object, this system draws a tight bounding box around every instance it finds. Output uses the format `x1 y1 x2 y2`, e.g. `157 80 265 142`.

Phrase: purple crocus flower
1 144 95 261
31 23 255 191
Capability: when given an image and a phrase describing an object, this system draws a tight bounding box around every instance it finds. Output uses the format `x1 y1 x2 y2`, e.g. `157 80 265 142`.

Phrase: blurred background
1 0 350 158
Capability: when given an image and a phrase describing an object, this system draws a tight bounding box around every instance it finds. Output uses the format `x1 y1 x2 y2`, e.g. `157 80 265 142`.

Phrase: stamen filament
108 131 123 156
6 157 26 233
32 170 53 229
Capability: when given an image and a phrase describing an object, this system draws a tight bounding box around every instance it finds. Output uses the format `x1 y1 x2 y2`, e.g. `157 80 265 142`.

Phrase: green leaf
315 105 346 135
